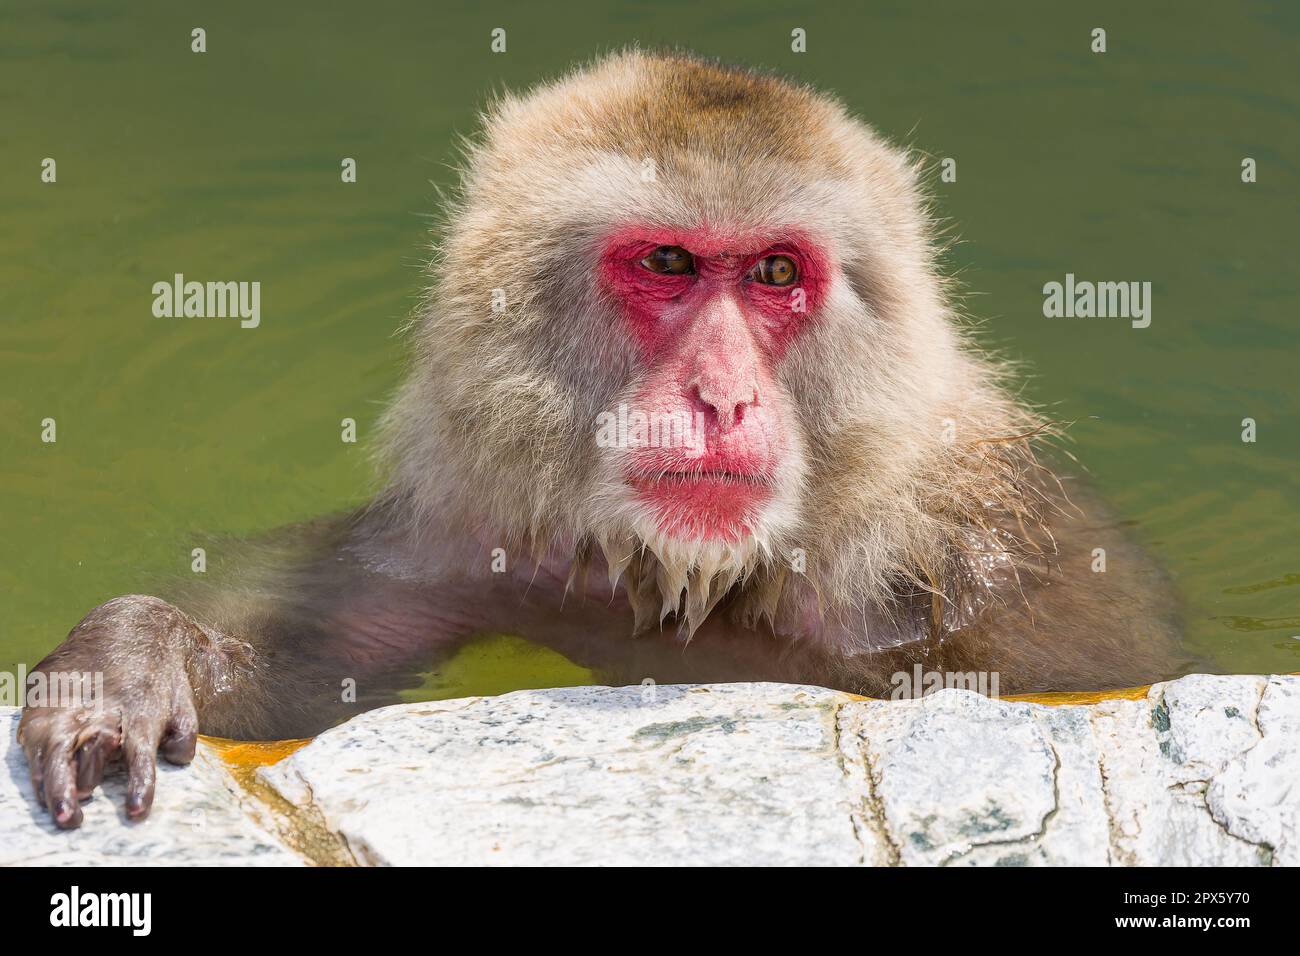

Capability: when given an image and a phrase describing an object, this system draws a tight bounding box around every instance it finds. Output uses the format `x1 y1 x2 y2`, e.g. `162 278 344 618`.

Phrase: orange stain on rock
203 736 312 773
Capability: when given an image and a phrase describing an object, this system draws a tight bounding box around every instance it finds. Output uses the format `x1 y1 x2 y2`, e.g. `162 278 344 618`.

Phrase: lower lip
628 474 771 541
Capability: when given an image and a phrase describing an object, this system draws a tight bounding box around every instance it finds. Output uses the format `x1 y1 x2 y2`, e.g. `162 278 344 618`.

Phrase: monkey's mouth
627 471 772 541
645 470 767 485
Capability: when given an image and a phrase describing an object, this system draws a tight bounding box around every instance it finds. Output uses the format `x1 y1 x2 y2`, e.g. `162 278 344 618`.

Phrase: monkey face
595 225 833 546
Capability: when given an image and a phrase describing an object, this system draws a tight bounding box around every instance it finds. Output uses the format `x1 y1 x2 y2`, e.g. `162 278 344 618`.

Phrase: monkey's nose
690 383 759 432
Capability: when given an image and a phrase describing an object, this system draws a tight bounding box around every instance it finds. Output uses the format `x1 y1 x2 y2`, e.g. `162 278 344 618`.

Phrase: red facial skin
598 225 830 542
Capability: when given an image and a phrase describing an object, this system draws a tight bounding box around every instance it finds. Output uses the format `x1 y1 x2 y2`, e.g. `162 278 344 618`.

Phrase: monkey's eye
747 254 798 286
640 245 695 276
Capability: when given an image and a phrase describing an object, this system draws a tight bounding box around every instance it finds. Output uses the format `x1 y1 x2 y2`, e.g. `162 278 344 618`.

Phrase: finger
42 742 83 830
123 727 160 821
159 728 197 766
160 699 198 767
74 733 114 800
24 742 46 805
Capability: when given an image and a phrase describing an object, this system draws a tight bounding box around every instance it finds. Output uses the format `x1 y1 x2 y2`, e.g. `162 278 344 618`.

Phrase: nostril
733 387 760 424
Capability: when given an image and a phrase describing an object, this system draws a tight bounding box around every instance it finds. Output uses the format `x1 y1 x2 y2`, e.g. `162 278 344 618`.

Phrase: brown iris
640 245 695 275
747 254 798 286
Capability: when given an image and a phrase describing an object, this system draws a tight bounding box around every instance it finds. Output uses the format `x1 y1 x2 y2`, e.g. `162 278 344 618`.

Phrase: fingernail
126 793 151 818
53 800 81 828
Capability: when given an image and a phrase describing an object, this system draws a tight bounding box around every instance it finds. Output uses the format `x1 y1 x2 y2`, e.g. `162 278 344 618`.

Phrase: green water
3 1 1297 696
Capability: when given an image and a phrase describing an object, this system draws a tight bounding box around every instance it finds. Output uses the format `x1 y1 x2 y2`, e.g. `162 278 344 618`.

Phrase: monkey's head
384 51 1042 645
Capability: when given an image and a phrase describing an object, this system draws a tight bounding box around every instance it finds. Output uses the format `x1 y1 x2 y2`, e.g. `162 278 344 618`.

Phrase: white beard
581 492 799 637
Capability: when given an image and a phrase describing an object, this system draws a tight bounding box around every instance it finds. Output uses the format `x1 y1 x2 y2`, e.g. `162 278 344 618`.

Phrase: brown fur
380 50 1056 650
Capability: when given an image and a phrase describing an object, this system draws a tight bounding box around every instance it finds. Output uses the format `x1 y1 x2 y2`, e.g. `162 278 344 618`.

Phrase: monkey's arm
19 596 259 828
17 511 485 829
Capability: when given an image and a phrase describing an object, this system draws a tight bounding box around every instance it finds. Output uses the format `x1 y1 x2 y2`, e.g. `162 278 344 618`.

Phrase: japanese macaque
20 51 1183 829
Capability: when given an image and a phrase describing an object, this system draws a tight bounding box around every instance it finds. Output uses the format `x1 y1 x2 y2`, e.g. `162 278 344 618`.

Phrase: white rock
1091 675 1273 866
1 674 1296 866
838 691 1111 865
1206 676 1300 865
258 683 876 865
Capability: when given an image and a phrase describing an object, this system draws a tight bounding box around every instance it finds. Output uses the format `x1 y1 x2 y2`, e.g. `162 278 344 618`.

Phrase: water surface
2 1 1297 696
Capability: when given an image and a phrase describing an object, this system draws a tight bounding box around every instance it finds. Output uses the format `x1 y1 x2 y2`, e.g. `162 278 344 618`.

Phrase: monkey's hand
17 595 255 829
